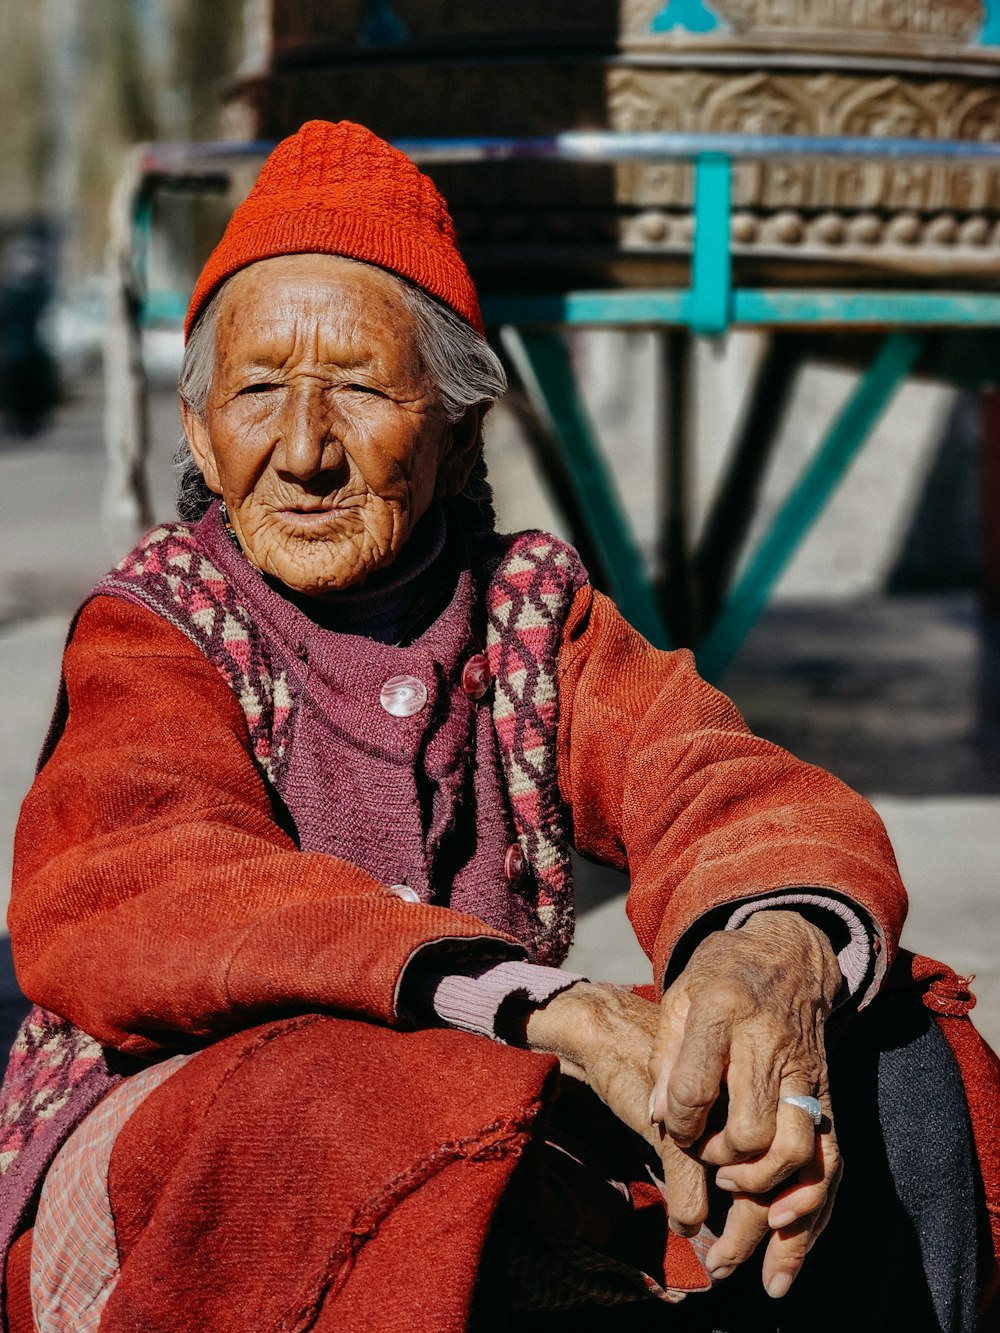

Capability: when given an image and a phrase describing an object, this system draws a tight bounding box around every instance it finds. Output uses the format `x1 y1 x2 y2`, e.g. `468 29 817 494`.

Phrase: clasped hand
525 910 843 1298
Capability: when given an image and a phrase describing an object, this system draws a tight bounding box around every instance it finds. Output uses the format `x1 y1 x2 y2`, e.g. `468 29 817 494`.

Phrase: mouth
275 504 345 532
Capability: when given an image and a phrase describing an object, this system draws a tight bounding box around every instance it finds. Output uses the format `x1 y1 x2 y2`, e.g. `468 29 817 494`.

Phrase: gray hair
175 259 507 522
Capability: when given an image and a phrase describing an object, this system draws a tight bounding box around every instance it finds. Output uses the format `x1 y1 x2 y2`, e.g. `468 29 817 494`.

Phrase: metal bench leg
500 326 671 649
693 332 806 637
696 331 925 681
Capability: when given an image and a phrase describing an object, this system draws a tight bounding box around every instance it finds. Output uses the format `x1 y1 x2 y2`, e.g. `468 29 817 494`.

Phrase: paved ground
0 384 997 1055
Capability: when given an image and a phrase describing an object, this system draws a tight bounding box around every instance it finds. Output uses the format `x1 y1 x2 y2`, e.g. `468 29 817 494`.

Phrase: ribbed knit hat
185 120 483 340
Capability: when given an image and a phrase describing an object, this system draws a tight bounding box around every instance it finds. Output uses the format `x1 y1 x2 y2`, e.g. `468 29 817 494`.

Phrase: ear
436 404 485 498
179 397 223 495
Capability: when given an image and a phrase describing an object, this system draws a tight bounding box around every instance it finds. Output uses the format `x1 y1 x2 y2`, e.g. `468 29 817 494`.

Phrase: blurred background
0 0 997 1047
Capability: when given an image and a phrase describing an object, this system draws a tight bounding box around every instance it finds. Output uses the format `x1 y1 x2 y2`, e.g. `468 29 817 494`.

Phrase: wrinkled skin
181 254 482 596
527 911 842 1298
184 256 844 1298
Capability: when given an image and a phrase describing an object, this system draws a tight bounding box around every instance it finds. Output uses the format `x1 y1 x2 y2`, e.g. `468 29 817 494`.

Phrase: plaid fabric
0 1005 122 1317
29 1054 191 1331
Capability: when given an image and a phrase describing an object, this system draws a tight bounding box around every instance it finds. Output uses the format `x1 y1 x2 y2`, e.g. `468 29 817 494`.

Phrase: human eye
238 381 279 396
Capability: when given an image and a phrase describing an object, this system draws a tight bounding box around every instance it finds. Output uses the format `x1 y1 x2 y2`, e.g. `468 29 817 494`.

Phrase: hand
525 982 707 1227
648 911 843 1298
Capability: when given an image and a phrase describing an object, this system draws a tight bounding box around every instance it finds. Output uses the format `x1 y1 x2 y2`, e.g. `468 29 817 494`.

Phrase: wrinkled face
181 254 476 595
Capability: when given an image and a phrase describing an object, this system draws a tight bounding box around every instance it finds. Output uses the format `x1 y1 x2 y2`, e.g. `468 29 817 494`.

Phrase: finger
712 1035 782 1161
657 1134 709 1237
760 1215 812 1299
766 1123 839 1229
715 1094 825 1195
706 1115 839 1289
704 1193 770 1281
655 1002 731 1146
695 1125 741 1167
805 1155 843 1251
762 1141 842 1295
760 1164 839 1301
648 988 689 1103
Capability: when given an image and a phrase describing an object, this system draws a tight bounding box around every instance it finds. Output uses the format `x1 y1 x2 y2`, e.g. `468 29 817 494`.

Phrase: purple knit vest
0 507 586 1311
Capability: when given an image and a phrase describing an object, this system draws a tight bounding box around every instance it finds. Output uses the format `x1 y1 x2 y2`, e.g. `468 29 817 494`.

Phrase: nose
277 385 345 483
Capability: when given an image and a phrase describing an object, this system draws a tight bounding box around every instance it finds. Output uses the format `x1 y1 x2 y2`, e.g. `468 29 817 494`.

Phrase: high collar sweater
256 501 453 647
196 504 546 949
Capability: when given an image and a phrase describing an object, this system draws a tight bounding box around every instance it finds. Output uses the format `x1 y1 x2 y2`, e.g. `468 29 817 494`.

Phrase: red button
504 843 526 885
460 653 492 701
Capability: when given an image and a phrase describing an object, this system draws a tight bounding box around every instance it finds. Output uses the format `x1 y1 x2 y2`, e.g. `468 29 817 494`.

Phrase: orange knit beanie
185 120 483 339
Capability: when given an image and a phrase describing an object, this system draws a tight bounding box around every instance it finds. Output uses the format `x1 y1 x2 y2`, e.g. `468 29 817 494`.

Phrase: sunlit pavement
1 386 997 1054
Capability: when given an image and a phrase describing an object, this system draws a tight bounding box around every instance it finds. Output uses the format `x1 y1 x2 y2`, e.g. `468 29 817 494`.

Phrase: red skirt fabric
11 954 997 1331
100 1013 580 1331
4 1231 33 1333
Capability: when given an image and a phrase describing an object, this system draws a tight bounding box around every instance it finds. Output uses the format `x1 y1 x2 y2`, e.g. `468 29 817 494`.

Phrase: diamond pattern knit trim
486 532 588 967
95 523 296 787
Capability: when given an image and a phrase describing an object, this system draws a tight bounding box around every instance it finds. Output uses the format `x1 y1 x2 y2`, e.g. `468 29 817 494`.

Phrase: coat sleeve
555 586 907 995
9 596 522 1056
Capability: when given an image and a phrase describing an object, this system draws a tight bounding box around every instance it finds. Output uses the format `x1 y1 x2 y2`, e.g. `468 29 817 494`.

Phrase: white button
388 883 421 904
379 674 428 718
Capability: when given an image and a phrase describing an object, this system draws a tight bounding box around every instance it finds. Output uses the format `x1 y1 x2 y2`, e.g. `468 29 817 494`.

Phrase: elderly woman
0 121 996 1333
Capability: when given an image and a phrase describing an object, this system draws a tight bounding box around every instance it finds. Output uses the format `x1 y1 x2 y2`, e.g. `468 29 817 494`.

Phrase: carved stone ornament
264 0 985 43
607 70 1000 215
709 0 984 42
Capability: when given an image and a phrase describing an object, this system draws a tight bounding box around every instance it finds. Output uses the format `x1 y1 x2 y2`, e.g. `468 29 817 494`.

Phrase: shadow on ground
726 595 1000 798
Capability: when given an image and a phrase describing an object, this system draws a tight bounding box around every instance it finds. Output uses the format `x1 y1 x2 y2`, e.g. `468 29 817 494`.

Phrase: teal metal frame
131 132 1000 677
685 154 732 336
501 328 671 647
474 147 1000 676
696 332 925 678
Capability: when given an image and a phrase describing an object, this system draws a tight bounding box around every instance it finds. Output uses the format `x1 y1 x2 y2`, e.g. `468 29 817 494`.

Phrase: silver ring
779 1094 823 1128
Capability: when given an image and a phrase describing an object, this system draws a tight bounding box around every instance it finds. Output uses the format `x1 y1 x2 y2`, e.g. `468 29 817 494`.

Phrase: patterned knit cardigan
2 523 999 1322
0 520 588 1316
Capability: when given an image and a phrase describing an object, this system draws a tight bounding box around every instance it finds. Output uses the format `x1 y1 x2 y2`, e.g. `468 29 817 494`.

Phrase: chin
240 511 394 596
271 545 390 597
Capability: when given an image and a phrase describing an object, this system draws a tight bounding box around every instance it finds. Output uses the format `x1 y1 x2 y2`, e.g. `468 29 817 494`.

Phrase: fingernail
708 1265 734 1283
770 1209 796 1228
715 1176 737 1191
767 1274 793 1300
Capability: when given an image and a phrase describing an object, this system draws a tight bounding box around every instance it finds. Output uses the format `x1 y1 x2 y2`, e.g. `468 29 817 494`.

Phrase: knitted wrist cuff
407 960 586 1043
